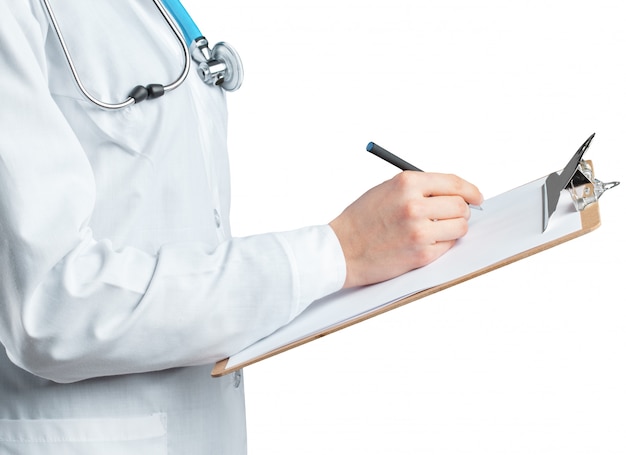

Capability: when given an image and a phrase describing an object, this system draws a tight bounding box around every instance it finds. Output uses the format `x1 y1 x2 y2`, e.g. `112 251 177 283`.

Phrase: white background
186 1 625 453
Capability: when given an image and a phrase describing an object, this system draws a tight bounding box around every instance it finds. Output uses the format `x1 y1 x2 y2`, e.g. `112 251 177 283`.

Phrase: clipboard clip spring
567 159 620 211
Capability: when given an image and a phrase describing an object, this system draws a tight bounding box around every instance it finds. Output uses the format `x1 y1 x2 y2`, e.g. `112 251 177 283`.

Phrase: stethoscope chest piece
192 38 243 92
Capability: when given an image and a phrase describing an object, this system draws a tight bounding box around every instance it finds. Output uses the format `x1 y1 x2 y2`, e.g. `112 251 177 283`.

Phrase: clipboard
212 160 613 377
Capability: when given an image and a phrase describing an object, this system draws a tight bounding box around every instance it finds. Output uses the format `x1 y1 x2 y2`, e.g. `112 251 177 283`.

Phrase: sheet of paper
225 177 582 370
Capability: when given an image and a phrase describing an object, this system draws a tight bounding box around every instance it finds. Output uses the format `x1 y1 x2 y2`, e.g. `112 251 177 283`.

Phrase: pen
366 142 482 210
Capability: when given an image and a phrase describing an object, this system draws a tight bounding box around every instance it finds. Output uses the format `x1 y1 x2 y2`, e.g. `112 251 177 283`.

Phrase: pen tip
366 142 374 152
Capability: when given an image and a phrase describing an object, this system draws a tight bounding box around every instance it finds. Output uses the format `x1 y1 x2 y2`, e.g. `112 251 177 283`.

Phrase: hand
329 171 483 288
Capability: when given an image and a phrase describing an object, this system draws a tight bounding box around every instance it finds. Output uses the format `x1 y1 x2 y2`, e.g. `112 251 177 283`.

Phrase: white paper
225 177 582 370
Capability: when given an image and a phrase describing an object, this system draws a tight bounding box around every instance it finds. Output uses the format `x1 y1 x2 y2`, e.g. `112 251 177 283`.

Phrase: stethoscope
41 0 243 110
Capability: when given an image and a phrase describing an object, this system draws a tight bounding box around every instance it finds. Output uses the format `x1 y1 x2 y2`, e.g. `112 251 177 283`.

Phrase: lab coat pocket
0 413 167 455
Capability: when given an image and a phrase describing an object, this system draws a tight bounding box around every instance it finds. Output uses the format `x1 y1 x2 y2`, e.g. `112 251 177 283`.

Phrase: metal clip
568 160 620 211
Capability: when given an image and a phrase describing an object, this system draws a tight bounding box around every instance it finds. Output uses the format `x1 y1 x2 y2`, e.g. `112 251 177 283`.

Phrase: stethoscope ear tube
160 0 201 46
41 0 243 109
40 0 190 109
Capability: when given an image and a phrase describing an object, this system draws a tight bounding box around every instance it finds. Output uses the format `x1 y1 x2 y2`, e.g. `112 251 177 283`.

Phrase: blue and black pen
366 142 482 210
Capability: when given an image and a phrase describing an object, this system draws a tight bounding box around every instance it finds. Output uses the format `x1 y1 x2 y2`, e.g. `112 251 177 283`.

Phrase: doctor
0 0 482 453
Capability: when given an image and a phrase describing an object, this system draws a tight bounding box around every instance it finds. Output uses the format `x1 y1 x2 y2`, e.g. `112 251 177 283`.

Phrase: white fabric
0 0 346 453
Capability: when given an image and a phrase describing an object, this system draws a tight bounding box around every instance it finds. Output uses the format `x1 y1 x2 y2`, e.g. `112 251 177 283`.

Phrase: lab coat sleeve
0 2 346 383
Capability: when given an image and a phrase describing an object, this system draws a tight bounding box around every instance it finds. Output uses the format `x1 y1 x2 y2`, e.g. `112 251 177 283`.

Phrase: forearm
2 225 344 383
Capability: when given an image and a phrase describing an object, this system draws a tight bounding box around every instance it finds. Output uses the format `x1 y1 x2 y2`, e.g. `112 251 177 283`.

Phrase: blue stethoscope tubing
41 0 242 110
160 0 201 46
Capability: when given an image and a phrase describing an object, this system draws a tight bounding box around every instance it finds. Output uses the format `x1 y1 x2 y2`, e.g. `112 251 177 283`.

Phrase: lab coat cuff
276 225 346 320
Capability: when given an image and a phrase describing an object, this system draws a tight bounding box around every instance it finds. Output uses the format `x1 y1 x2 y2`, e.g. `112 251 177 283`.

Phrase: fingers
421 194 471 222
426 216 470 244
402 171 484 207
330 170 482 289
403 216 468 252
421 239 456 264
405 238 457 270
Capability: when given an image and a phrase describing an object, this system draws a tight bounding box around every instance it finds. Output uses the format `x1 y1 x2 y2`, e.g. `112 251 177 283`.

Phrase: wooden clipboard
212 172 602 377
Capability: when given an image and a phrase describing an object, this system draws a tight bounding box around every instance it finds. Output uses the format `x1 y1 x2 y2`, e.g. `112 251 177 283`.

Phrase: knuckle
413 246 441 267
448 173 464 192
454 196 468 213
457 218 470 236
400 201 420 221
407 230 425 246
416 248 434 263
392 171 414 191
407 223 431 246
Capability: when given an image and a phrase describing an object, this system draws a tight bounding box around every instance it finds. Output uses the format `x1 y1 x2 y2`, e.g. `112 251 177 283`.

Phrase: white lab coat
0 0 346 453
